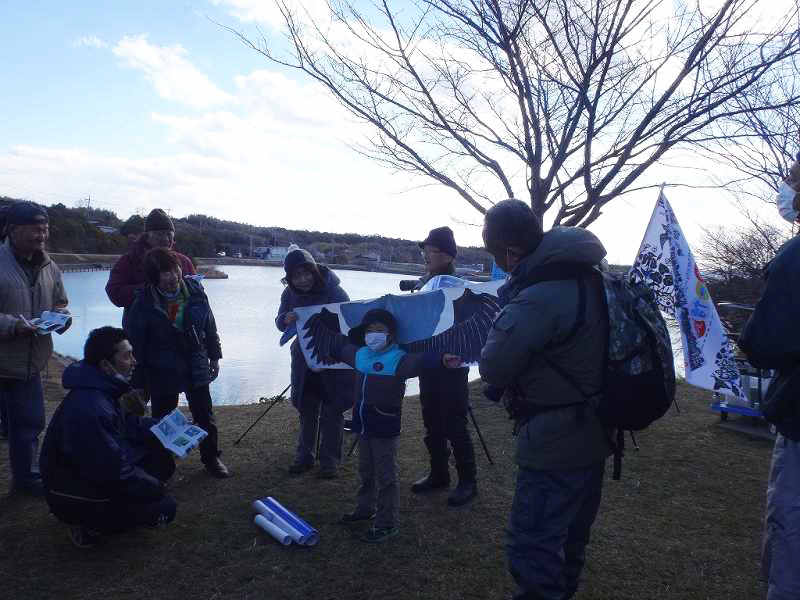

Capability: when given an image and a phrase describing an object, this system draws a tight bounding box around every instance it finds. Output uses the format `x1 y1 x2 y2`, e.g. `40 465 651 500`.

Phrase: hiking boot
316 465 338 479
339 511 376 524
447 480 478 507
288 460 314 475
361 526 398 543
411 472 450 493
69 525 101 549
204 457 231 478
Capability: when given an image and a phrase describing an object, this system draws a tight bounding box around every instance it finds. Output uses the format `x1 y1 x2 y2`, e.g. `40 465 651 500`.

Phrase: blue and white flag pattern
630 192 746 403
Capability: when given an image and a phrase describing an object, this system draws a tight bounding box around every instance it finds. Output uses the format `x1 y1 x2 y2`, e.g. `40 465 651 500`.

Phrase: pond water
56 266 481 405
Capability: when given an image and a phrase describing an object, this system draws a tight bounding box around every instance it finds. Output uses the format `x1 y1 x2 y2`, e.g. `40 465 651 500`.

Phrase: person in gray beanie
0 201 70 496
275 247 355 478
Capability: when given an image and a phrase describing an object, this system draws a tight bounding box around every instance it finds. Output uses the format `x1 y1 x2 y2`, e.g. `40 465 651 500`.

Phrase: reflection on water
57 266 478 405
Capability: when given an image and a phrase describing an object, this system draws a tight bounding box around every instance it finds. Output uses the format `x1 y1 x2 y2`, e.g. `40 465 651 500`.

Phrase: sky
0 0 789 264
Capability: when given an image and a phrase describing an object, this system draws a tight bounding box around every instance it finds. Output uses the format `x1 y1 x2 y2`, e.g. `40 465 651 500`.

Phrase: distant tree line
0 197 492 268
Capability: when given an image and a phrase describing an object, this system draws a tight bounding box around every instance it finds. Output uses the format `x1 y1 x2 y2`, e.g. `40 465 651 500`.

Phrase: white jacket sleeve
776 181 798 223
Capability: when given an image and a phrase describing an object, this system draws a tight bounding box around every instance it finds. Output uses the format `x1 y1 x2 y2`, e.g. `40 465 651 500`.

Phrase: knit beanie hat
145 208 174 232
483 199 543 255
284 247 318 276
419 226 457 258
347 309 398 346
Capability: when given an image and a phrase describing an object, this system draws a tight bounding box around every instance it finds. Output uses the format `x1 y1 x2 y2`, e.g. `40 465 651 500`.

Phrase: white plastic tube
263 496 320 547
253 514 291 546
252 500 305 544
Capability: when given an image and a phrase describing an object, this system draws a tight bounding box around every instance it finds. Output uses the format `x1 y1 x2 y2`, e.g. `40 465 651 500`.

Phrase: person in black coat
127 248 229 478
40 327 176 548
275 247 354 478
410 227 478 507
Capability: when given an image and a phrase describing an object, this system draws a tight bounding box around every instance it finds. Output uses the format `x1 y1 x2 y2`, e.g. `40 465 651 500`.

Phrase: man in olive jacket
479 199 611 600
0 201 69 496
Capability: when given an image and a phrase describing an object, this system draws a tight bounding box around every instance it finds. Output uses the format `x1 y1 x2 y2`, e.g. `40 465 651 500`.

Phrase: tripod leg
346 434 360 458
467 405 494 465
629 430 640 451
233 396 282 446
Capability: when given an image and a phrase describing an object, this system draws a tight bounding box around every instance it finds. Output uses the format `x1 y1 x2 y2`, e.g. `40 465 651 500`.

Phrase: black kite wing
402 288 501 364
302 307 347 365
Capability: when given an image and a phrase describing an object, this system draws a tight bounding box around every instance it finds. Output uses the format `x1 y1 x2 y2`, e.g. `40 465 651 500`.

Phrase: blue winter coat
335 343 443 438
275 266 353 412
127 277 222 397
40 361 164 501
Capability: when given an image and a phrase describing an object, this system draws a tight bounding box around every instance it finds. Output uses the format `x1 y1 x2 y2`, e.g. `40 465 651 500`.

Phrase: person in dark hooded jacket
126 248 229 478
40 327 176 548
480 200 611 600
275 247 354 478
738 234 800 600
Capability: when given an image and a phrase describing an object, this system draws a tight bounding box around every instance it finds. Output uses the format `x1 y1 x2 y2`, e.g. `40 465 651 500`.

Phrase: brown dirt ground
0 358 773 600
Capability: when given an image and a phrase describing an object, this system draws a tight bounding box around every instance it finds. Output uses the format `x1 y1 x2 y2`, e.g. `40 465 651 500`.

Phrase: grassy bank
0 359 771 600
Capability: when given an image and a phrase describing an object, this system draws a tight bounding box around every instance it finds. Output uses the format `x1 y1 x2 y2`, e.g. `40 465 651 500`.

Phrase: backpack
510 262 676 479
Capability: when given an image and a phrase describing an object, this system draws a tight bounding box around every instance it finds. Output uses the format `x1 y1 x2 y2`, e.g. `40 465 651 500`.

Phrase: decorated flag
629 192 747 403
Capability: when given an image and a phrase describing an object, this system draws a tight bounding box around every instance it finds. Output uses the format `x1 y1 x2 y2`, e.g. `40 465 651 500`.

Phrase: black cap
5 201 48 227
348 309 398 346
419 226 457 258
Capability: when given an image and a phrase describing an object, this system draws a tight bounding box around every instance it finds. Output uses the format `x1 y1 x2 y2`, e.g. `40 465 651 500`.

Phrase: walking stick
233 383 291 446
467 404 494 465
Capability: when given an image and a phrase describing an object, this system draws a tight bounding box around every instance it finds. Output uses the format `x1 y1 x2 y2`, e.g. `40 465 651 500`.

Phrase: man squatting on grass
406 226 479 507
480 199 612 600
328 309 462 543
0 201 69 497
40 326 176 549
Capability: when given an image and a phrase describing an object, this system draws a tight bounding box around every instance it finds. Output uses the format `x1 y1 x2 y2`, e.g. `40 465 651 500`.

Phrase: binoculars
398 280 419 292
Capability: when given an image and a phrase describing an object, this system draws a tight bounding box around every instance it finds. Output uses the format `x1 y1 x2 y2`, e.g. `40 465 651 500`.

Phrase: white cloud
113 35 236 109
72 36 108 49
213 0 332 30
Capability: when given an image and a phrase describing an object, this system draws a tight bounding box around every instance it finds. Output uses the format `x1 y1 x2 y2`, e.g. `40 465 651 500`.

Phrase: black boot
412 436 450 493
447 414 477 506
411 470 450 493
447 478 477 506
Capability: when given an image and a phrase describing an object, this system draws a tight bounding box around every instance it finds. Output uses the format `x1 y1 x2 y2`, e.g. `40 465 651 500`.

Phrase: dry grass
0 361 772 600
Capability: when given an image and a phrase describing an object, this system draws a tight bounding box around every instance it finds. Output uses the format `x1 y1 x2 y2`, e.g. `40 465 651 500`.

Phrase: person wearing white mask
323 309 462 543
776 154 800 224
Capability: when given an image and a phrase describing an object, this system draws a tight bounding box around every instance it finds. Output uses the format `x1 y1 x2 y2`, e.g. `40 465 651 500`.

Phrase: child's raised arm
395 351 462 380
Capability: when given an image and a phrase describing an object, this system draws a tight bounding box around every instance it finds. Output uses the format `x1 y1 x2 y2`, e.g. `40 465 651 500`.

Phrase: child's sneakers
339 510 376 524
360 526 398 543
316 465 338 479
288 460 314 475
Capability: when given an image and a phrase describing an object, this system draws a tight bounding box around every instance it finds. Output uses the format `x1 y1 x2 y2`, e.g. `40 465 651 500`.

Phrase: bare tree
706 69 800 203
230 0 800 226
699 217 789 282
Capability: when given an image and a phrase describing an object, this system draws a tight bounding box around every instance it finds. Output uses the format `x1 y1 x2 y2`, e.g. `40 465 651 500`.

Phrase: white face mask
364 332 389 352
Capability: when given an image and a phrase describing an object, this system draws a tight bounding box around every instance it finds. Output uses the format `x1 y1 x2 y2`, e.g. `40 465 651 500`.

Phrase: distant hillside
0 197 491 268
